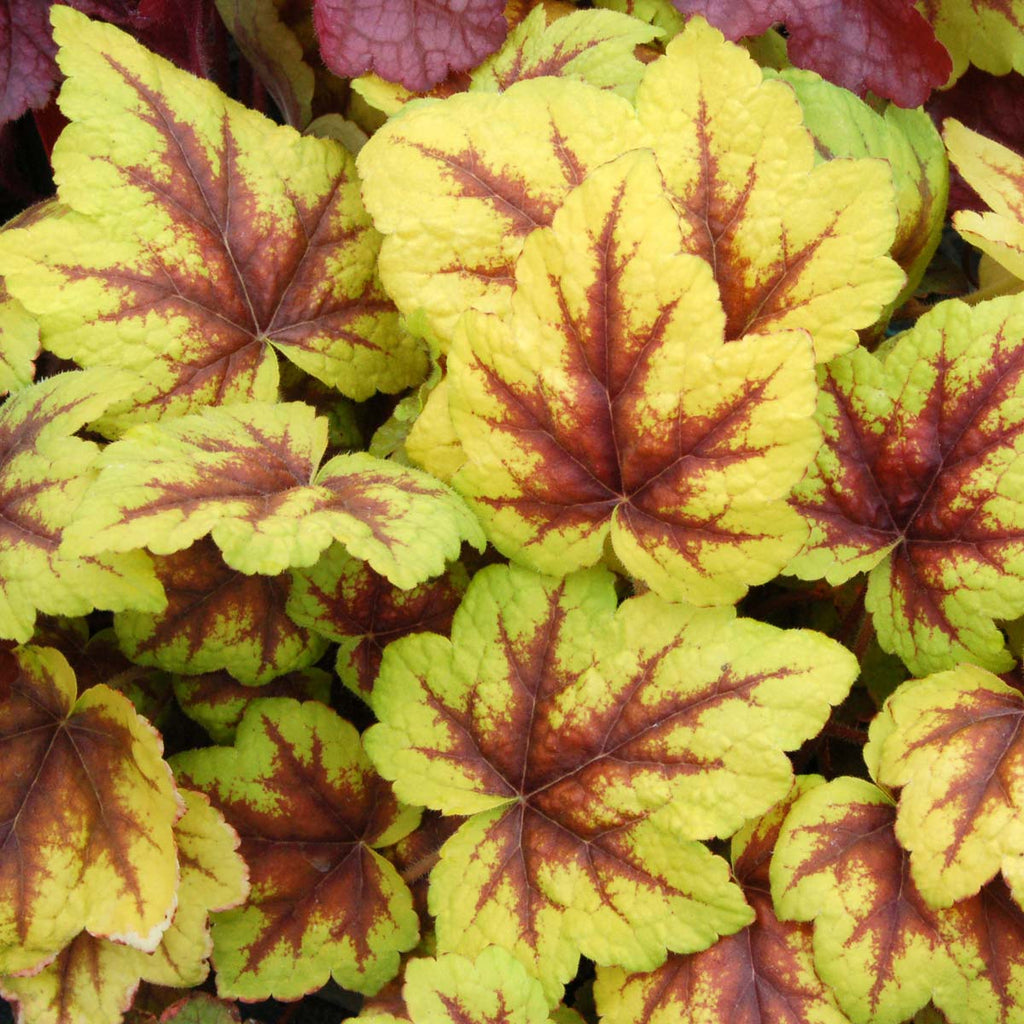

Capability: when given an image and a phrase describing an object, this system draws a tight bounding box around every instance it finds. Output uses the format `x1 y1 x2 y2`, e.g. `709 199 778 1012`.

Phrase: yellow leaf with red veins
868 664 1024 908
0 646 182 975
945 119 1024 283
638 18 904 361
448 150 819 605
0 790 248 1024
0 7 425 436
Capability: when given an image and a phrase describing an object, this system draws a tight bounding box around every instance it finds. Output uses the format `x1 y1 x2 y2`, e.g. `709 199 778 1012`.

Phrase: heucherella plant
4 2 1024 1023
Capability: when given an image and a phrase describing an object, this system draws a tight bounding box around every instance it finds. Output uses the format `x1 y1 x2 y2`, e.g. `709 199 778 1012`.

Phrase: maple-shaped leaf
919 0 1024 80
0 8 425 435
0 368 164 644
114 538 329 686
0 0 57 123
0 789 248 1024
360 948 553 1024
777 68 948 319
865 664 1024 908
788 295 1024 675
365 563 857 1000
638 17 904 361
0 645 182 975
287 544 469 700
771 776 1024 1024
213 0 315 128
944 119 1024 284
0 276 39 396
61 401 485 587
671 1 951 106
313 0 507 92
172 697 420 1001
448 150 819 605
173 666 332 744
356 76 645 349
594 777 850 1024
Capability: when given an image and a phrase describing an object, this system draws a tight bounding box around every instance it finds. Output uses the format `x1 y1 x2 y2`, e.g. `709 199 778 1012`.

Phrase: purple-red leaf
0 0 57 123
313 0 508 92
672 2 952 107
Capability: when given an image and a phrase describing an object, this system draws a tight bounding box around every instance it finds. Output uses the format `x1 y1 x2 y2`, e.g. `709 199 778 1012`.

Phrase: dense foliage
3 2 1024 1023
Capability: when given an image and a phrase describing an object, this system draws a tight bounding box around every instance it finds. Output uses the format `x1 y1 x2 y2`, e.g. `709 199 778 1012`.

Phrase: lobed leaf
0 645 182 975
313 0 507 92
0 368 164 644
356 76 645 349
0 0 57 123
867 664 1024 908
114 538 329 686
0 276 39 396
366 563 857 999
919 0 1024 80
945 119 1024 283
671 0 951 106
173 698 420 1001
62 401 485 587
638 17 904 361
789 295 1024 675
0 7 425 434
448 150 820 605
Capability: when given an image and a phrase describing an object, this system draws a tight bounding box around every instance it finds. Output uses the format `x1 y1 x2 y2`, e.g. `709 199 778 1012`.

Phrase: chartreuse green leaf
0 369 165 643
0 645 182 976
921 0 1024 79
594 775 851 1024
945 119 1024 284
865 664 1024 908
595 0 685 36
776 68 948 316
638 17 904 361
0 277 38 397
61 400 484 587
448 151 819 605
360 948 553 1024
173 698 420 1001
771 776 1024 1024
356 77 645 349
0 7 424 435
365 563 857 1001
114 537 329 686
0 789 248 1024
788 295 1024 675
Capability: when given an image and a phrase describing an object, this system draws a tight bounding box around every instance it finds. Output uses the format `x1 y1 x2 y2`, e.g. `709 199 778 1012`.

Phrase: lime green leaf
945 119 1024 284
771 776 1024 1024
868 664 1024 908
471 7 660 101
0 646 182 975
638 18 903 361
0 369 165 643
594 0 685 36
789 295 1024 674
448 150 819 604
777 68 948 316
173 666 332 744
0 8 424 435
62 401 485 586
115 537 329 686
366 563 857 999
287 543 469 700
0 276 39 397
920 0 1024 79
356 77 645 349
405 376 467 483
594 776 849 1024
173 698 420 1001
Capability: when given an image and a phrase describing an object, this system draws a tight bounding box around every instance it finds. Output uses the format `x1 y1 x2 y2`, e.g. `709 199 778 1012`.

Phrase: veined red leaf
173 698 421 1001
0 368 164 644
313 0 507 92
448 151 819 605
60 401 485 588
115 538 330 686
0 7 425 435
671 1 951 106
0 0 57 123
788 295 1024 675
0 645 182 975
365 563 857 999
